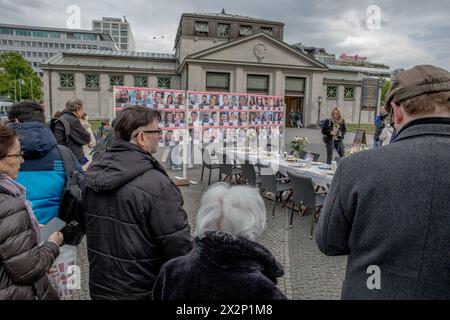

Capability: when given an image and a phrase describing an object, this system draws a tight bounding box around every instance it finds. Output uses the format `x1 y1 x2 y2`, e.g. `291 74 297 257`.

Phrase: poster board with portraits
113 87 285 150
186 91 284 149
114 86 187 147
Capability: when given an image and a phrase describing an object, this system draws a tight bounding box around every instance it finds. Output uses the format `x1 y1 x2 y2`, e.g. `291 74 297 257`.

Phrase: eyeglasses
4 151 24 159
134 129 163 138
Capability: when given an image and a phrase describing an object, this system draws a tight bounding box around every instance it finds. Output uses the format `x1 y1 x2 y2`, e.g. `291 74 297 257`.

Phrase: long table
217 147 334 187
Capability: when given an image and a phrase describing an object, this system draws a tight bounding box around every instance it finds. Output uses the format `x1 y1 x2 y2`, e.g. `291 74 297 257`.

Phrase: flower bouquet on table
289 136 308 156
345 144 370 156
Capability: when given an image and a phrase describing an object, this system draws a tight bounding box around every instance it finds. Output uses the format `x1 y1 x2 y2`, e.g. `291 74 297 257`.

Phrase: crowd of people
0 64 449 300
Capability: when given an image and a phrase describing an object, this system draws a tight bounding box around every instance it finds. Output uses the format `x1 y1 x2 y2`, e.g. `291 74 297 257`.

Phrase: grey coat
315 117 450 300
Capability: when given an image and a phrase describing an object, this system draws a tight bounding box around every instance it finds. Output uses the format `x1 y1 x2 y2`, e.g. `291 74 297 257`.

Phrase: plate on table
318 164 332 170
289 163 305 168
326 171 336 176
286 157 297 162
311 161 322 165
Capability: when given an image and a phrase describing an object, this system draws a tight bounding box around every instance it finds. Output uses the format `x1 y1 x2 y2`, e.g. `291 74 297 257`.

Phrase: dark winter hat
385 64 450 111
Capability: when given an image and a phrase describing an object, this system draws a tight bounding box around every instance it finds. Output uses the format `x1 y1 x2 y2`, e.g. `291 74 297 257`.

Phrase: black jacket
152 232 286 300
83 141 193 300
321 118 347 143
0 189 60 300
52 111 91 163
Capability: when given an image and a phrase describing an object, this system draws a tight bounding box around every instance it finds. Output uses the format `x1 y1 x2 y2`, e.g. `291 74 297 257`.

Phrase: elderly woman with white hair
152 183 286 300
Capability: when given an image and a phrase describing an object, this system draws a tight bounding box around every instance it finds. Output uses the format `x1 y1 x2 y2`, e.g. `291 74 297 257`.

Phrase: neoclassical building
41 12 388 125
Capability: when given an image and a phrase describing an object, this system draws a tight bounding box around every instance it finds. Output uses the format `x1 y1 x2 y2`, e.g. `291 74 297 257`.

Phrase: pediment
187 33 327 69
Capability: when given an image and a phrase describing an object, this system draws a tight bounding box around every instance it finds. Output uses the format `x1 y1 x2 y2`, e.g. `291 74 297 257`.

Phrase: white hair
195 183 267 241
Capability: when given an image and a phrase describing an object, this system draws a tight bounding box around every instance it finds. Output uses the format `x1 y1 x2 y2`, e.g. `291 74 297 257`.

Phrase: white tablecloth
217 147 334 187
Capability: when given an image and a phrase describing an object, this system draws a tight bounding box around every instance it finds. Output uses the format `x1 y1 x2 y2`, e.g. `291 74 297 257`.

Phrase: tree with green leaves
380 78 392 107
0 52 42 102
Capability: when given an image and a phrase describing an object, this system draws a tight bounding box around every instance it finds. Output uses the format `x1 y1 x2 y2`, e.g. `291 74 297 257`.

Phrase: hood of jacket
10 121 57 159
85 140 166 191
195 232 284 284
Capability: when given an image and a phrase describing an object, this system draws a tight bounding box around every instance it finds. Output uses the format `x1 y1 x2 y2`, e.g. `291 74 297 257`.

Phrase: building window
110 75 124 87
217 24 230 37
195 22 209 36
157 77 171 89
247 74 269 93
93 22 101 28
60 73 74 88
121 30 128 36
261 27 273 36
239 25 253 37
344 87 355 100
120 44 127 50
326 86 338 99
285 77 305 93
134 76 148 88
206 72 230 92
85 74 99 89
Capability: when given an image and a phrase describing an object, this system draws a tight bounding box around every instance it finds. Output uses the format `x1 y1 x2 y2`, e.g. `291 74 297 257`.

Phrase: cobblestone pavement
74 128 348 300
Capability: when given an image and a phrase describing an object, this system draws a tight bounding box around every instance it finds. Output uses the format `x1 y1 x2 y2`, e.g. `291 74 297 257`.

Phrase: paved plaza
74 127 373 300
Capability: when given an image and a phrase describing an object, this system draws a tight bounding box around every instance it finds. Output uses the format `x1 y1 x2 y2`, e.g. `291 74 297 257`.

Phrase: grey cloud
0 0 449 69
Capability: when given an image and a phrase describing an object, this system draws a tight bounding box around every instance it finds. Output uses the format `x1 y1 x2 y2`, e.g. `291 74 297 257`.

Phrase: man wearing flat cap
315 65 450 300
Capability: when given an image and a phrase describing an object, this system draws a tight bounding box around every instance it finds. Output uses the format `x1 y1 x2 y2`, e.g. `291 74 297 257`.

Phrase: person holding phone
0 124 63 300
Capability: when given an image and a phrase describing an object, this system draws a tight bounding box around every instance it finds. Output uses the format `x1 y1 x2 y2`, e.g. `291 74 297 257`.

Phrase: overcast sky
1 0 449 70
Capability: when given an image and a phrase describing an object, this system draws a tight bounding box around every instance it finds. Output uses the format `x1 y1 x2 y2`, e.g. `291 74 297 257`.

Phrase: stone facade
41 12 387 125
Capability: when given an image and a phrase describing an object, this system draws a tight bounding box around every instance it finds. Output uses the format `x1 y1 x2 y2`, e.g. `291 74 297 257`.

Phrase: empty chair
219 152 241 184
287 170 326 238
260 169 292 218
241 163 261 188
201 148 220 186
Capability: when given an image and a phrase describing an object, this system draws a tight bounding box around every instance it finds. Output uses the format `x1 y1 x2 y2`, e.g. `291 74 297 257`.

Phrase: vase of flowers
289 136 308 157
345 144 370 156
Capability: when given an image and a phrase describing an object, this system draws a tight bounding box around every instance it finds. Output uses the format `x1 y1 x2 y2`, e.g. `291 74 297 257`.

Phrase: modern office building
0 23 118 75
42 11 390 125
92 17 135 51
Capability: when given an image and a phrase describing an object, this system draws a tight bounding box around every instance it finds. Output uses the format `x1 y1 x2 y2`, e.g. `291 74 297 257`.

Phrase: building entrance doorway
285 96 304 128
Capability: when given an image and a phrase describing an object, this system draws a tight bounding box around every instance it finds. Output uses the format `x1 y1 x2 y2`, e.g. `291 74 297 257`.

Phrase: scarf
0 173 41 243
331 117 344 141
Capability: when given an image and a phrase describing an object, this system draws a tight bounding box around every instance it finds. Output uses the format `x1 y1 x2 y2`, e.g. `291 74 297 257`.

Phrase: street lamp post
14 78 17 102
19 77 24 101
317 96 323 126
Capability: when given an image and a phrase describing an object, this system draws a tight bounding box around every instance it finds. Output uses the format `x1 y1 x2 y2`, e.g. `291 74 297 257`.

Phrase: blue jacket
11 121 80 224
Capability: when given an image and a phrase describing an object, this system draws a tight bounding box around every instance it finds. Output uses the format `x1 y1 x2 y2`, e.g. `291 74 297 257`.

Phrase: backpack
56 145 85 246
91 129 116 160
50 117 71 146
